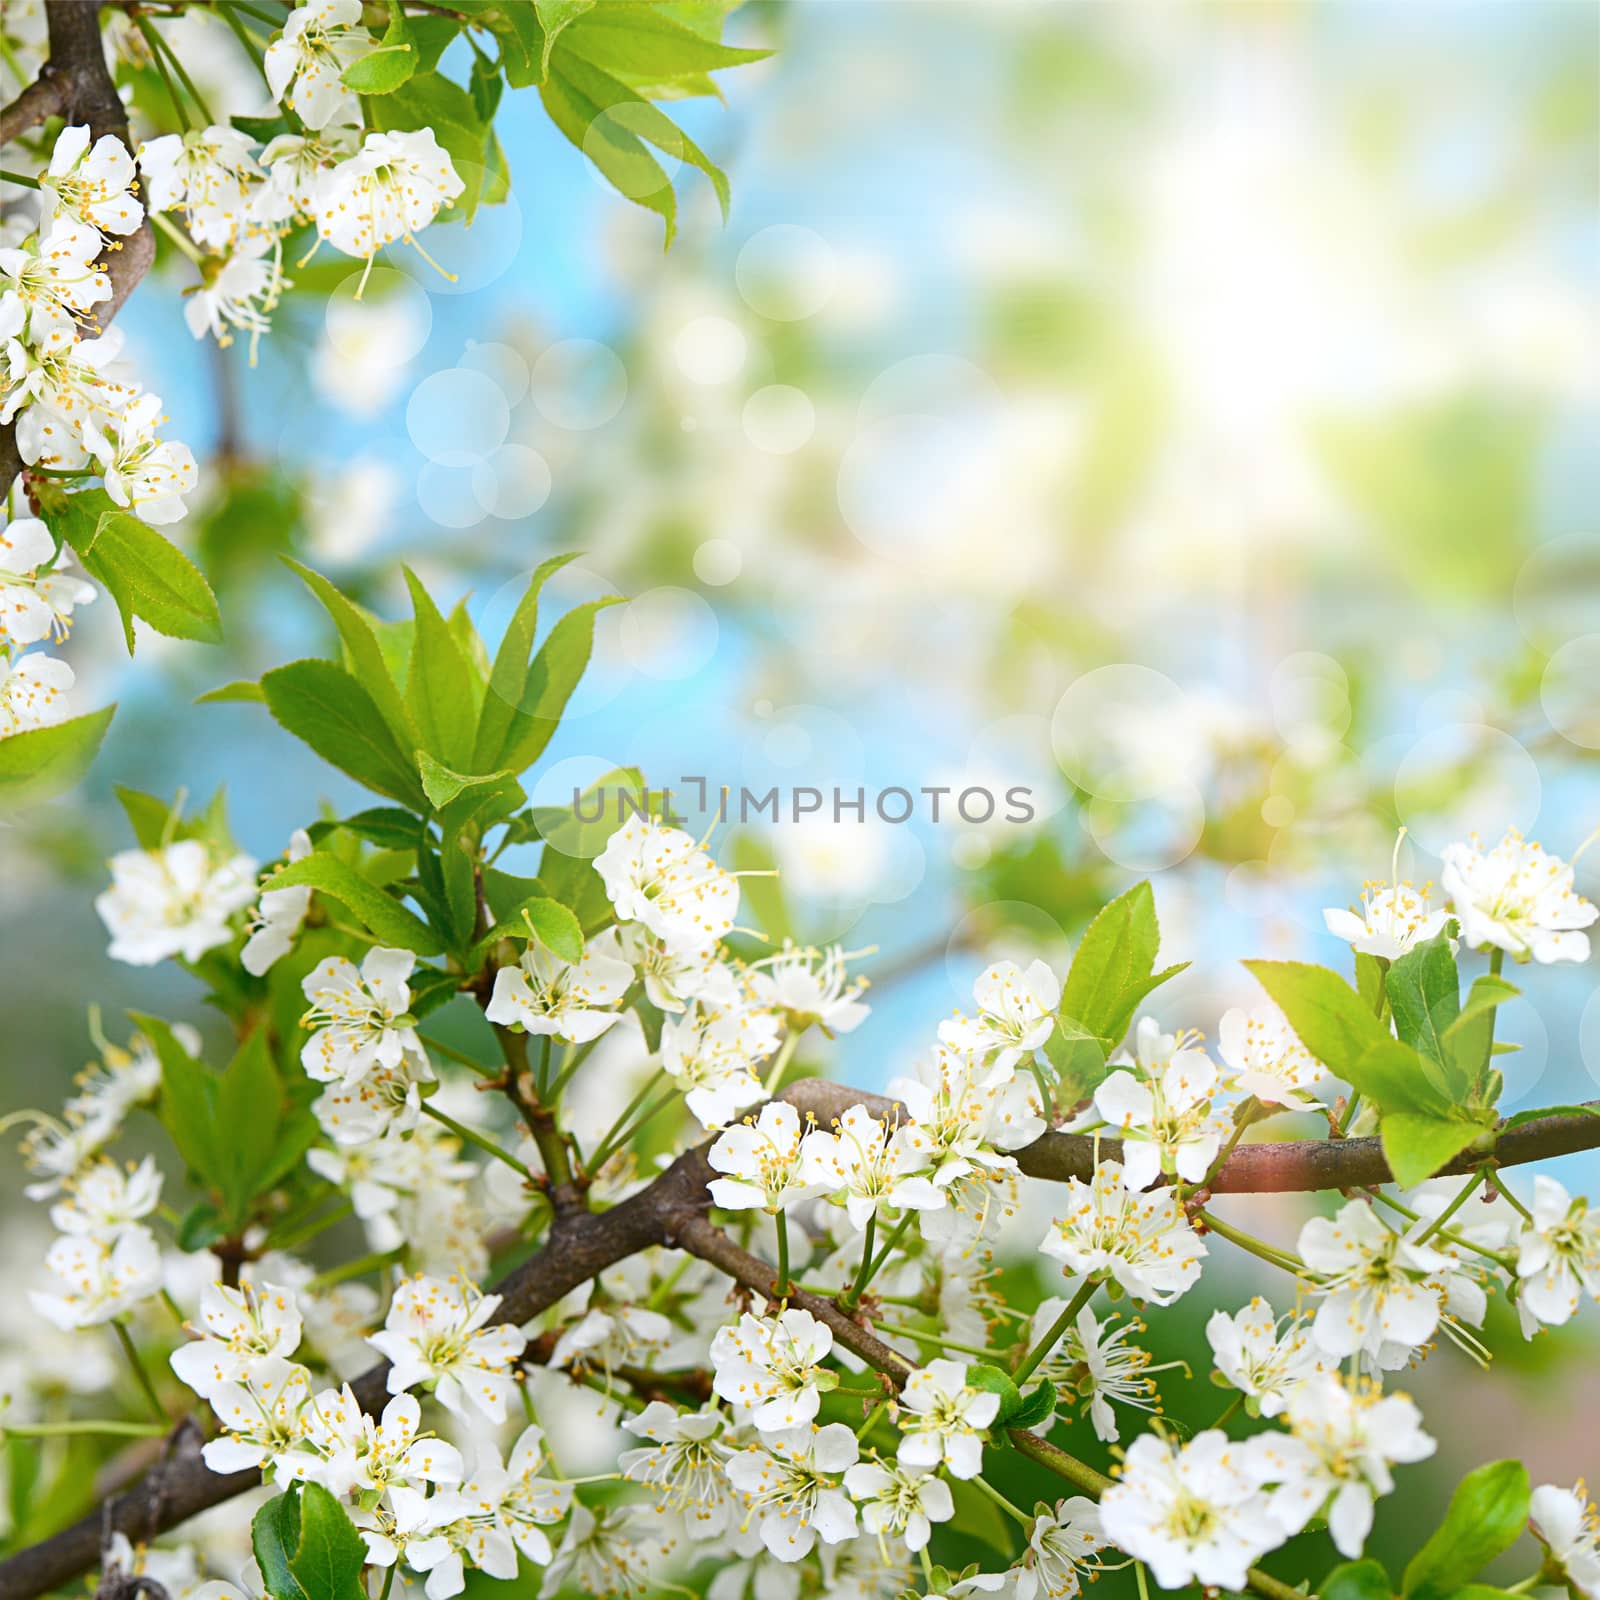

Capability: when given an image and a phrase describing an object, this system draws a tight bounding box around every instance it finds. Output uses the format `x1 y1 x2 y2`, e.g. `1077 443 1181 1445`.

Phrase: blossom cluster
7 803 1599 1599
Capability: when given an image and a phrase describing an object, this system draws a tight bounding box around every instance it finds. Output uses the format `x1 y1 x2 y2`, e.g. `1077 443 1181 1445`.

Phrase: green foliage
340 1 415 95
136 1017 316 1231
253 1485 366 1600
1321 1560 1395 1600
1402 1459 1531 1600
265 852 444 956
0 705 115 812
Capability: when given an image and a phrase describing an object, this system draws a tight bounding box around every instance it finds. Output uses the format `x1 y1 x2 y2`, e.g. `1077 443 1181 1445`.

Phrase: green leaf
282 558 414 747
1443 974 1521 1093
1402 1459 1530 1600
472 554 579 771
519 895 585 964
175 1201 226 1252
1498 1102 1600 1131
215 1029 284 1221
1380 1111 1493 1189
560 5 770 80
1320 1560 1394 1600
137 1014 220 1189
408 13 459 74
498 597 624 774
1009 1379 1057 1430
307 807 427 853
253 1489 309 1600
290 1482 368 1600
966 1363 1023 1422
196 679 265 704
418 751 513 811
0 704 115 810
76 508 221 648
404 568 478 769
1355 951 1389 1015
261 659 426 808
1387 930 1463 1087
341 0 415 93
1059 881 1161 1048
536 0 595 75
265 852 444 956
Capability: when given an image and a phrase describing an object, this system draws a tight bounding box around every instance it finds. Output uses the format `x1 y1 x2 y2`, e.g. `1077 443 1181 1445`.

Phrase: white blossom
1217 1003 1322 1111
0 513 95 645
1515 1175 1600 1333
1256 1373 1436 1557
895 1358 999 1480
182 236 287 362
1010 1498 1105 1600
751 942 870 1035
95 839 258 966
314 130 465 262
939 958 1059 1068
1323 879 1452 960
39 124 144 238
842 1460 953 1552
661 998 779 1129
0 220 110 354
1098 1429 1284 1592
890 1044 1046 1186
1442 829 1596 965
1531 1482 1600 1600
30 1225 162 1328
724 1423 860 1562
241 828 313 976
540 1501 661 1598
0 650 73 736
596 815 740 955
47 1155 161 1241
1205 1296 1329 1417
619 1401 737 1538
367 1273 526 1423
138 125 263 251
708 1101 821 1213
800 1102 945 1230
169 1279 303 1401
84 389 198 524
284 1386 462 1500
483 927 633 1043
1039 1162 1207 1305
710 1307 836 1431
300 947 424 1086
202 1356 313 1476
263 0 372 131
1 321 134 468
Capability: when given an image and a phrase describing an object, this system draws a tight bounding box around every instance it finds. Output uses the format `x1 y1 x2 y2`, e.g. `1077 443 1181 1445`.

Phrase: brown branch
3 1077 1597 1598
0 0 157 499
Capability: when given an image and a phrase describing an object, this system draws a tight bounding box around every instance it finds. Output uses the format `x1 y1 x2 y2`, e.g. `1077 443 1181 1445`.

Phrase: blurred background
3 0 1598 1583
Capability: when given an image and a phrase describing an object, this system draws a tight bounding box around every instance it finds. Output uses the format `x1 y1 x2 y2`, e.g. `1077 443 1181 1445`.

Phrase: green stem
112 1321 166 1424
533 1033 552 1099
871 1321 995 1360
1014 1276 1096 1385
419 1032 499 1076
0 169 41 189
215 1 269 63
0 1418 168 1439
1203 1103 1255 1189
1339 1090 1363 1136
133 15 192 131
589 1083 678 1172
762 1031 799 1095
855 1398 889 1439
151 211 204 266
1413 1168 1485 1246
140 13 217 124
587 1069 666 1171
1197 1210 1310 1277
1212 1392 1244 1430
840 1213 876 1309
1365 1188 1514 1268
420 1101 533 1180
971 1473 1033 1532
308 1248 402 1291
268 1196 354 1253
774 1211 791 1299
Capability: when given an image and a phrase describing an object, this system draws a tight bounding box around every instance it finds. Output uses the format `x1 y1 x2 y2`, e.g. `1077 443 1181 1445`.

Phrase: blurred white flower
95 839 258 966
1442 829 1596 965
1530 1482 1600 1600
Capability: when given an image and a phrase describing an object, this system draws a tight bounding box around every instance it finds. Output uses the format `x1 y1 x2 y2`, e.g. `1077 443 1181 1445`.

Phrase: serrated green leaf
498 597 623 774
281 558 414 746
560 5 770 80
1380 1111 1491 1189
1443 973 1521 1093
404 569 479 769
0 704 115 810
1058 881 1160 1049
196 679 265 704
1387 930 1463 1087
1402 1459 1529 1600
418 751 513 811
966 1363 1022 1420
77 509 221 649
307 807 427 853
265 852 444 956
290 1482 368 1600
1498 1102 1600 1132
536 0 595 74
135 1013 220 1192
253 1490 309 1600
262 659 426 808
1355 950 1389 1015
342 0 415 93
519 895 585 963
472 553 579 771
1009 1379 1057 1430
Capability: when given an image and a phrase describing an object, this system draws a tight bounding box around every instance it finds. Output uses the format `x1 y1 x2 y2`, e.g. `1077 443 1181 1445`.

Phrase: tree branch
0 0 157 498
3 1077 1596 1598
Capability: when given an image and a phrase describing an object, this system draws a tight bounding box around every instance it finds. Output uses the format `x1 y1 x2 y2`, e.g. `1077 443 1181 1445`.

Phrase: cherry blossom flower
182 236 287 362
200 1355 312 1476
1442 829 1596 965
1515 1175 1600 1333
619 1402 738 1538
0 220 111 354
549 1301 673 1378
95 839 258 966
540 1501 663 1597
475 1424 573 1564
263 0 372 131
1205 1297 1329 1418
890 1044 1046 1186
300 947 425 1086
1530 1482 1600 1600
138 125 263 251
47 1155 161 1241
1098 1429 1284 1591
708 1101 821 1213
1217 1002 1323 1111
0 650 73 736
1009 1498 1105 1600
241 828 313 976
38 124 145 237
751 941 870 1035
1298 1199 1448 1367
800 1102 945 1229
939 958 1060 1068
314 130 465 265
725 1423 860 1562
312 1054 431 1146
0 513 95 645
1256 1373 1434 1557
896 1359 1000 1480
169 1280 303 1401
255 128 359 226
596 815 740 955
711 1307 837 1431
29 1225 162 1328
1 321 134 468
1323 880 1453 960
367 1273 525 1423
1039 1162 1207 1305
484 927 633 1043
661 999 778 1129
84 389 198 524
842 1460 953 1552
1044 1301 1168 1443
